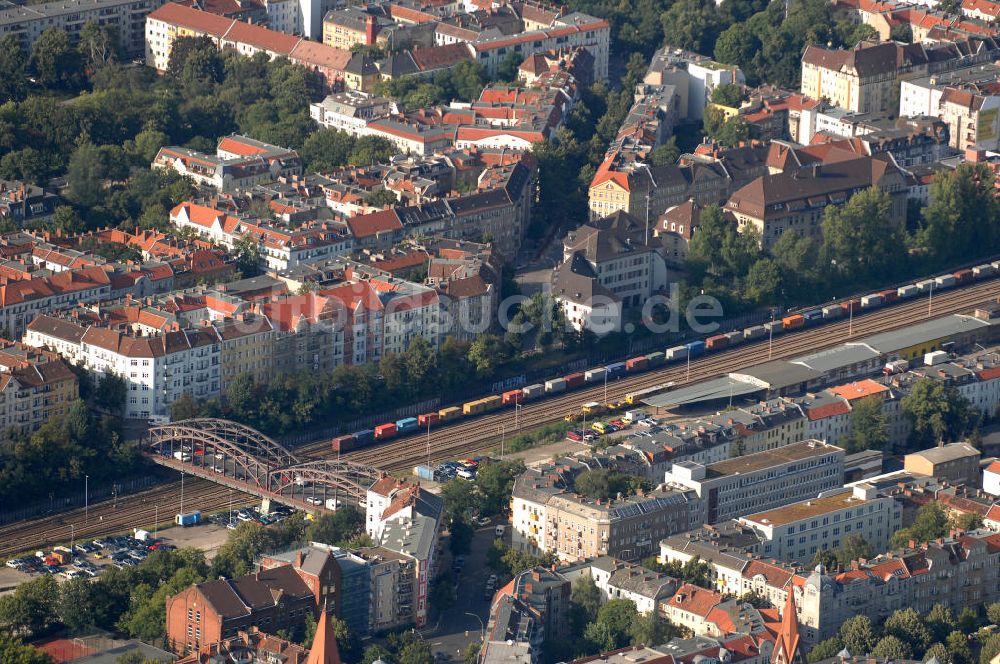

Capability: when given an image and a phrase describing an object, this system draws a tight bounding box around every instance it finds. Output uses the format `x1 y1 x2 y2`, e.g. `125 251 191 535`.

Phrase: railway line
0 279 997 557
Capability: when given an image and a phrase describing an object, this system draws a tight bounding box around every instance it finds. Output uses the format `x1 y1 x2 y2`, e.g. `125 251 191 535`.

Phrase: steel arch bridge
143 418 381 510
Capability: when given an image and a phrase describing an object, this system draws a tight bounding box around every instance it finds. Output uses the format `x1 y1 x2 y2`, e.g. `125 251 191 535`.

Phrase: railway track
0 280 996 557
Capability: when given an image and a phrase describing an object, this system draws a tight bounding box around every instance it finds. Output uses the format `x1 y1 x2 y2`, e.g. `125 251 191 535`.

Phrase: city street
422 524 499 661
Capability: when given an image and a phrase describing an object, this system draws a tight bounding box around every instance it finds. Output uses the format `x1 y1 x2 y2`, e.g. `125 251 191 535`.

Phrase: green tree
927 643 951 664
125 128 169 166
349 136 395 166
300 128 356 173
363 645 392 664
304 506 363 545
711 83 742 107
571 576 603 626
52 205 85 233
31 28 83 89
821 187 906 285
67 142 106 208
919 163 1000 266
872 635 912 660
0 575 59 637
585 599 639 651
703 106 749 146
987 603 1000 625
0 35 28 103
946 630 973 664
744 258 782 304
807 637 844 663
629 611 680 647
232 235 262 277
661 0 724 54
474 459 524 516
843 395 889 453
170 393 201 421
883 607 933 652
398 639 434 664
839 615 877 656
980 634 1000 664
926 604 957 644
449 516 474 557
496 51 522 82
94 371 127 414
648 137 679 167
901 378 976 448
57 577 98 634
365 189 397 208
0 635 52 664
468 334 508 378
894 502 950 548
179 46 224 96
78 20 120 72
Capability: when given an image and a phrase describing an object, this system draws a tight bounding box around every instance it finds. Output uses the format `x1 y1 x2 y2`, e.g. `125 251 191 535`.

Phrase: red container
502 389 523 405
955 269 973 284
705 334 730 351
782 314 805 330
625 356 649 371
564 372 585 389
417 412 440 427
332 435 357 453
879 289 898 304
374 423 397 440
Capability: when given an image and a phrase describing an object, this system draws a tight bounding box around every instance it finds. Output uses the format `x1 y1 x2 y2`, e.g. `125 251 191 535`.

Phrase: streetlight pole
928 281 934 317
84 475 89 524
70 523 74 553
500 423 505 457
154 504 159 540
686 351 691 382
768 311 775 360
604 370 608 405
848 300 854 338
465 612 485 642
515 403 521 431
426 420 431 469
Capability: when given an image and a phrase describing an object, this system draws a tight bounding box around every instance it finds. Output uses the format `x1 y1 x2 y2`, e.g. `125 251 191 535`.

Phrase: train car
782 314 805 330
705 334 729 351
645 351 665 367
935 274 956 289
802 309 823 325
418 412 440 427
625 382 675 405
898 284 919 299
954 269 974 284
354 429 375 445
763 321 785 336
581 401 605 415
916 278 935 292
332 435 357 454
686 340 705 357
374 423 397 440
606 362 627 379
481 395 503 413
545 378 567 394
821 305 843 319
666 345 688 361
991 260 1000 272
502 389 523 406
564 373 585 389
724 331 744 347
462 399 484 416
879 289 898 305
438 406 461 421
625 356 649 372
396 417 419 434
585 367 606 383
861 293 883 309
974 264 996 278
744 325 766 340
522 384 545 400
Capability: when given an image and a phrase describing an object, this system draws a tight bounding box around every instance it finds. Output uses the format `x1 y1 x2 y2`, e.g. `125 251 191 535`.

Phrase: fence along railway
143 419 381 511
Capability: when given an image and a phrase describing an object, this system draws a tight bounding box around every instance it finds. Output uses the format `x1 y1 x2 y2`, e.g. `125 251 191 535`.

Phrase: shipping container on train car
954 269 974 284
625 356 649 372
438 406 461 421
417 412 440 427
564 373 585 389
724 331 744 346
992 260 1000 272
354 429 374 445
861 293 883 308
935 274 956 289
332 435 357 454
916 278 935 292
585 368 606 383
666 345 688 361
879 289 898 304
605 362 627 378
686 340 705 357
744 325 767 340
821 305 843 319
374 423 397 440
463 399 485 416
645 351 665 367
763 321 785 336
802 309 823 324
481 395 503 412
974 264 996 278
782 314 805 330
545 378 567 394
705 334 729 351
522 384 545 400
396 417 419 434
502 389 523 405
897 284 919 299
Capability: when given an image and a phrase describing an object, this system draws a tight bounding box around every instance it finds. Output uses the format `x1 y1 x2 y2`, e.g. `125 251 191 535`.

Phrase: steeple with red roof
771 591 803 664
306 610 343 664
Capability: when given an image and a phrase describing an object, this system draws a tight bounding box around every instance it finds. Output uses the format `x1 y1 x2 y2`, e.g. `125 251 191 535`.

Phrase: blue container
353 429 375 445
685 340 705 357
396 417 419 433
803 309 823 323
605 362 626 378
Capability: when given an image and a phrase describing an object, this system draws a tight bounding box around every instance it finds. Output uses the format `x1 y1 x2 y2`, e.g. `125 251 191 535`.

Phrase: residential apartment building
664 440 846 524
557 557 678 615
643 46 745 122
737 485 902 563
0 265 112 339
899 64 1000 151
0 0 163 54
724 151 908 250
153 135 303 192
0 342 78 438
481 567 571 664
0 180 59 227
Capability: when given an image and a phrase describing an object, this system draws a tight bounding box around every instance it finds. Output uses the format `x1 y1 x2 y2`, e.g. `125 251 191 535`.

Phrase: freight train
330 262 1000 454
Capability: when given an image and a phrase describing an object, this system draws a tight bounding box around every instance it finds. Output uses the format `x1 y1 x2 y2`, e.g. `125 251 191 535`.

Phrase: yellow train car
463 399 486 416
481 395 503 413
438 406 461 421
625 382 674 405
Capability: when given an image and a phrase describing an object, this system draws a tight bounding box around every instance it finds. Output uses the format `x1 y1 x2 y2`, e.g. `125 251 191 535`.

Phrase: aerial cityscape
1 0 1000 662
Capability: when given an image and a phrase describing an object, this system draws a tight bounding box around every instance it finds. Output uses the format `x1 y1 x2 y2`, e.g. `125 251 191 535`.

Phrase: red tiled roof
666 583 722 618
222 20 301 54
147 2 234 36
346 209 402 238
829 379 888 401
804 399 850 421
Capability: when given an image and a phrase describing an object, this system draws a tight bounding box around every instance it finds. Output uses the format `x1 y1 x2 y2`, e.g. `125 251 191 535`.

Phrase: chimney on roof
296 550 305 568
